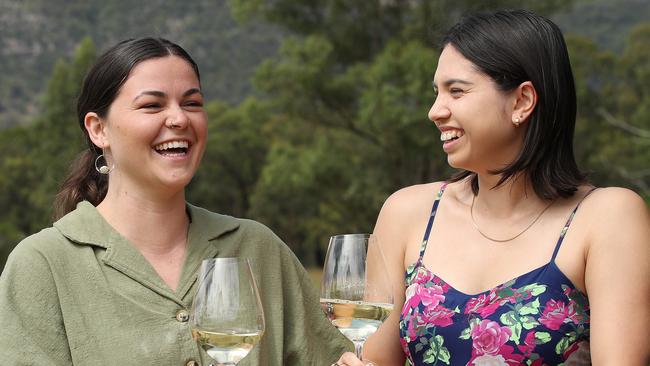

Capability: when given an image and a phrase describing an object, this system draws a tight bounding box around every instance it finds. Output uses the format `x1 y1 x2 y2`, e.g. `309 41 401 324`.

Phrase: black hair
443 9 586 199
54 37 200 219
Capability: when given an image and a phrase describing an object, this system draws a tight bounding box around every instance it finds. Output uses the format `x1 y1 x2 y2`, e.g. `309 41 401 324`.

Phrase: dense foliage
1 0 648 271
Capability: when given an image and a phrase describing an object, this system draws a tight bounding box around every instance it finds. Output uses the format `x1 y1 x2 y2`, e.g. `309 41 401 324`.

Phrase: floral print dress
399 183 593 366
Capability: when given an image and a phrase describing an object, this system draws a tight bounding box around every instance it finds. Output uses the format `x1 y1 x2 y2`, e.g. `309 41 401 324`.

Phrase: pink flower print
465 291 502 318
471 320 512 355
539 299 569 330
470 354 509 366
414 267 433 284
405 313 418 340
517 331 537 357
507 289 533 304
432 275 451 292
404 282 446 311
399 336 413 360
421 303 455 327
404 283 420 310
566 301 579 322
470 344 524 366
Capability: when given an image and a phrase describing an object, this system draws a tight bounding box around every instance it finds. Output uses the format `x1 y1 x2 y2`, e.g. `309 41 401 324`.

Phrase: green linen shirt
0 201 351 365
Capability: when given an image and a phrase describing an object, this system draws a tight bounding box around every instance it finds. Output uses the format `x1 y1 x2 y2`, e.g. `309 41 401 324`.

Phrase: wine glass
190 258 265 365
320 234 393 365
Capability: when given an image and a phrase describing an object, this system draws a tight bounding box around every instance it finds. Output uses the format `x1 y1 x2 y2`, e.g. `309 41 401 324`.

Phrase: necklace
470 194 555 243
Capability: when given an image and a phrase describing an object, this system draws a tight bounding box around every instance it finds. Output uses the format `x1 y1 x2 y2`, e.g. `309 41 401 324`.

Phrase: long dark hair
53 37 200 219
443 9 586 199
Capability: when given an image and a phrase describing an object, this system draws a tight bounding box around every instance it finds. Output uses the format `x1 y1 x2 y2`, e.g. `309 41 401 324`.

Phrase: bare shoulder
582 187 649 226
379 181 445 219
580 186 650 250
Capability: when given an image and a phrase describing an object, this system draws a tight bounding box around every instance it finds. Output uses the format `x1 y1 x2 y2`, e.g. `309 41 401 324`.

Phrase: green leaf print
520 315 539 330
510 323 523 344
459 317 480 340
564 284 589 310
422 335 450 365
437 347 451 364
434 335 450 365
423 348 436 364
518 298 541 315
520 283 547 296
555 333 577 354
500 311 518 326
459 326 471 340
535 331 552 344
496 287 515 298
415 342 423 353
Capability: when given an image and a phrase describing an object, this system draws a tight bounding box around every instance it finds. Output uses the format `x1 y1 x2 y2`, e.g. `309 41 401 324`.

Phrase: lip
437 125 463 133
442 135 462 152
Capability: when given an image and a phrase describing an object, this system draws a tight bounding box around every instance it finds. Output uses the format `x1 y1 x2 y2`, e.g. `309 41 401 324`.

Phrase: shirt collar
54 201 240 248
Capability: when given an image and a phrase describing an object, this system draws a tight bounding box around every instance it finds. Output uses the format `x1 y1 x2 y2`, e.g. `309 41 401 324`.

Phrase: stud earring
513 116 521 127
94 154 114 174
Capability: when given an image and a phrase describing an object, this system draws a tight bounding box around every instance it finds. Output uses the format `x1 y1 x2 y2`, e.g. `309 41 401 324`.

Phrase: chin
446 156 466 170
161 173 194 191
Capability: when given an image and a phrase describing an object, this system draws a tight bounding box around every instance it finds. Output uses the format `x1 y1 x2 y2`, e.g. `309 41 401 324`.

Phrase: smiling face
88 55 207 198
429 45 524 174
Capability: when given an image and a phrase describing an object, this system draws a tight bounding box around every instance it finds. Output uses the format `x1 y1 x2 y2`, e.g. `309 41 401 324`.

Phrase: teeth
154 140 189 151
440 130 464 142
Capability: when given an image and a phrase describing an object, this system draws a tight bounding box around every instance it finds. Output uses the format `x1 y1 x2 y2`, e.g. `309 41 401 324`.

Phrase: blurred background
1 0 649 274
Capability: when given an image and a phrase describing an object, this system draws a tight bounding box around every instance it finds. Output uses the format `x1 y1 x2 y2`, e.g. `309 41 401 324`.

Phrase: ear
511 81 537 126
84 112 109 148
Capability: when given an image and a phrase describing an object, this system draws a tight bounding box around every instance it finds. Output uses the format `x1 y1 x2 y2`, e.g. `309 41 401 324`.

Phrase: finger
340 352 365 366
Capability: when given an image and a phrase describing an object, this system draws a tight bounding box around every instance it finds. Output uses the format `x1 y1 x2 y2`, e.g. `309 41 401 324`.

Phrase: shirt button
176 309 190 323
185 360 199 366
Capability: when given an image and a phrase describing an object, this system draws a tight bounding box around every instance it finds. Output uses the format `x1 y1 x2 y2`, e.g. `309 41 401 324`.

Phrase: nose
428 95 450 124
166 104 190 130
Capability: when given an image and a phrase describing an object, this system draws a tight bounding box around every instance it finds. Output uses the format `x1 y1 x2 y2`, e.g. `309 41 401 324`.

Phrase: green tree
566 23 650 201
0 38 96 270
187 98 272 217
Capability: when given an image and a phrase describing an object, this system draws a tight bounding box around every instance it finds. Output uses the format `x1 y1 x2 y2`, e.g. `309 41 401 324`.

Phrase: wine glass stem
354 341 377 366
353 340 364 358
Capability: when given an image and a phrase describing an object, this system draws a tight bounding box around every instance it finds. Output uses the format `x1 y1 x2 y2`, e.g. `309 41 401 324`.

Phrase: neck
471 173 549 219
97 187 189 255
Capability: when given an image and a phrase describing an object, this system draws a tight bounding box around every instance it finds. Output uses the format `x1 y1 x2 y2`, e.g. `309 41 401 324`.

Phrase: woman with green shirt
0 37 350 365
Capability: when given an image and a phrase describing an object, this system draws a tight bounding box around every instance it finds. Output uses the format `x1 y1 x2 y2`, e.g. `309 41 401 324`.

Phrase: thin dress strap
551 187 598 261
417 182 448 260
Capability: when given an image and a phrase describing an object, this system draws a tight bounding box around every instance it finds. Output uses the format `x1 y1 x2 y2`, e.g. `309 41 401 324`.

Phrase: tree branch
597 107 650 139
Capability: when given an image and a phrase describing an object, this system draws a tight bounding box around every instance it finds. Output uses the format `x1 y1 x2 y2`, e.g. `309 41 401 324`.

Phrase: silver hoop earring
94 154 114 174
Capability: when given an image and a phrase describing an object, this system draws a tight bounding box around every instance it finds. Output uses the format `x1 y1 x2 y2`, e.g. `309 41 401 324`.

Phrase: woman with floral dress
335 9 650 366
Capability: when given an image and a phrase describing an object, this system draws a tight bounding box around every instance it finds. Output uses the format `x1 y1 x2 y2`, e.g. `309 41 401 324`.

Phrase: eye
139 102 162 110
183 100 204 109
450 88 464 96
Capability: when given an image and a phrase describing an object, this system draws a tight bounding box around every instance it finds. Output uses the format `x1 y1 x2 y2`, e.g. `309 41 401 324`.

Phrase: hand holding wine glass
191 258 265 366
320 234 393 365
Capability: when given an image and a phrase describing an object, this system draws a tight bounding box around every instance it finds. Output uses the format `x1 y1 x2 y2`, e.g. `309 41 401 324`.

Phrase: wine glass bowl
320 234 393 363
191 258 265 365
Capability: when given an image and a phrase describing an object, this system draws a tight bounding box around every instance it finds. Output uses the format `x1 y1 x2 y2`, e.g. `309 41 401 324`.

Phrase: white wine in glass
320 234 394 364
191 258 265 365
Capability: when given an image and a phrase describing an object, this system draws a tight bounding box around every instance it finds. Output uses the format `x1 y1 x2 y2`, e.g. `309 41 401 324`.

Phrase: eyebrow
133 88 203 102
432 79 474 90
